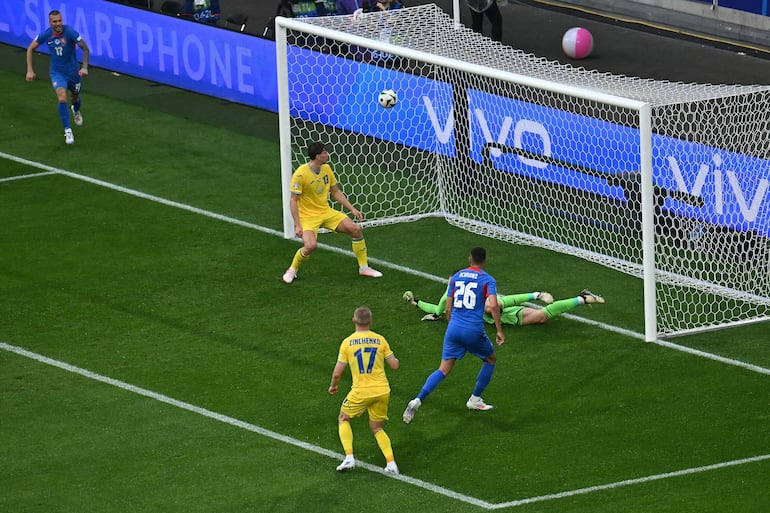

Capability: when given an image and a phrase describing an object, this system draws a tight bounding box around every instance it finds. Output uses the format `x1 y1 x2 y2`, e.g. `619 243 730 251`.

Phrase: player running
26 10 90 145
403 247 505 424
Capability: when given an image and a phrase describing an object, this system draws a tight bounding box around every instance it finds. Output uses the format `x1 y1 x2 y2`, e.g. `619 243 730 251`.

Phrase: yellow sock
338 421 354 456
351 238 367 267
290 248 309 271
374 429 394 463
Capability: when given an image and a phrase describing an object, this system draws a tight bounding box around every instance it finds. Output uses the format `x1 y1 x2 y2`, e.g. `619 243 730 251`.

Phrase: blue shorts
441 324 494 361
50 71 82 95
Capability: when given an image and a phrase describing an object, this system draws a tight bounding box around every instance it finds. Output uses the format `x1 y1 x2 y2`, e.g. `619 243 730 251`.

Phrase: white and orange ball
562 27 593 59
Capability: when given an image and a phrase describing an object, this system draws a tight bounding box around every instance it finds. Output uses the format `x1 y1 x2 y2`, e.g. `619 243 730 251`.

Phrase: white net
277 4 770 338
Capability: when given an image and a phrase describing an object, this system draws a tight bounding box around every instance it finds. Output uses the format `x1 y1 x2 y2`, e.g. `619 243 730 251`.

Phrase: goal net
275 4 770 340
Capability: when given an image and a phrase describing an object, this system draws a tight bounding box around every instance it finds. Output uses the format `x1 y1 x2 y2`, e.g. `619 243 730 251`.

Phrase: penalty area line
2 151 769 377
4 340 770 510
0 341 494 510
490 452 770 509
0 170 58 183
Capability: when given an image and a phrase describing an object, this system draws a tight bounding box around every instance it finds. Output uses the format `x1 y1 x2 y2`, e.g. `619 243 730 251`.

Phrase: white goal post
274 4 770 341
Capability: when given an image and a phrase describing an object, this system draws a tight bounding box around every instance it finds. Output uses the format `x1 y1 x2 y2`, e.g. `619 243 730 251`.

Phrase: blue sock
417 369 446 401
58 102 70 129
73 98 81 112
472 362 495 397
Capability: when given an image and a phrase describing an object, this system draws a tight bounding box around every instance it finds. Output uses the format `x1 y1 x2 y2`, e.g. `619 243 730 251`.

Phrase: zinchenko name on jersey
348 337 382 346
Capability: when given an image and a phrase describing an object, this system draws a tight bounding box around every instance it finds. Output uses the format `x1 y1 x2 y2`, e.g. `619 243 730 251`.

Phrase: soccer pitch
1 46 770 512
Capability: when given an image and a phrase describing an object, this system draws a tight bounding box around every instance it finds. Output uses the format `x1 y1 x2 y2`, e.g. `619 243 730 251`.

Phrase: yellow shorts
301 210 349 234
340 390 390 421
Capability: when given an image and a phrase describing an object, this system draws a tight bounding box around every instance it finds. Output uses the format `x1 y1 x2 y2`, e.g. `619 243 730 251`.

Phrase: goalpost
274 4 770 341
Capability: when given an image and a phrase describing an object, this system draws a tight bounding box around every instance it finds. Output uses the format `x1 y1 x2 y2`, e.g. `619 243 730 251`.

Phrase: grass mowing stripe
3 149 770 380
3 340 769 510
0 341 494 510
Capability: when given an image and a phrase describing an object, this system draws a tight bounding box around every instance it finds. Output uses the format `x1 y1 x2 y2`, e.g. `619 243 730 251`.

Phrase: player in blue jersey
26 10 90 145
403 247 505 424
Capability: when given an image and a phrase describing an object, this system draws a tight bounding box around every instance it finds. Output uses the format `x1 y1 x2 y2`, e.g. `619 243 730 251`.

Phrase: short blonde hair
353 306 372 325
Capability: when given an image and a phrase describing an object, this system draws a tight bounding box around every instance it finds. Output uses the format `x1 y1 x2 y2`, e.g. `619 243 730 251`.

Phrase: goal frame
274 14 660 342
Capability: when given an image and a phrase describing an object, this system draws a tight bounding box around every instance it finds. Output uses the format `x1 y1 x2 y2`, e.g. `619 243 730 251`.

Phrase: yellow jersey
337 329 393 398
289 162 337 218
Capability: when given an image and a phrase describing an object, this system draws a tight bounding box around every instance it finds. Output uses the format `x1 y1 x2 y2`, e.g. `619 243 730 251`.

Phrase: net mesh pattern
279 4 770 337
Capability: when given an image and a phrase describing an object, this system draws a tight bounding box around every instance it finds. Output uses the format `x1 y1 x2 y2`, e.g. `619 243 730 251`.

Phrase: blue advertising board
287 47 455 157
466 88 770 236
290 51 769 237
3 0 767 237
468 90 770 235
0 0 278 111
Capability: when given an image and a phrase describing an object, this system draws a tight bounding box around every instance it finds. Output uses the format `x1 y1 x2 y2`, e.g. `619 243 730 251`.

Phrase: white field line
2 151 768 377
0 341 493 509
490 452 770 509
0 170 58 182
3 340 769 510
3 153 770 506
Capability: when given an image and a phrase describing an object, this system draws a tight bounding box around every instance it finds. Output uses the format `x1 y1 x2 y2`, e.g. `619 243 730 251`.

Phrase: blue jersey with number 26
35 25 82 75
446 266 497 330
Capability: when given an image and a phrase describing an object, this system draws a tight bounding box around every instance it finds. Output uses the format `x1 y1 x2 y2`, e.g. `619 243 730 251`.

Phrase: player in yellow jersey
282 142 383 283
329 306 400 474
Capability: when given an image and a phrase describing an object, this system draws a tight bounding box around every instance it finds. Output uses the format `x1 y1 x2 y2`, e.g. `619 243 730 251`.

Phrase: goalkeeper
403 288 604 325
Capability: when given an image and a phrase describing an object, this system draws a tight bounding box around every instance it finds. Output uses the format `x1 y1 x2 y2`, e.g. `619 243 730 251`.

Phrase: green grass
1 43 769 512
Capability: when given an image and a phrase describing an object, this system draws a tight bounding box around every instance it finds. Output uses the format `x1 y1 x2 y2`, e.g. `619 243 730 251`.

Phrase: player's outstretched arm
419 293 447 315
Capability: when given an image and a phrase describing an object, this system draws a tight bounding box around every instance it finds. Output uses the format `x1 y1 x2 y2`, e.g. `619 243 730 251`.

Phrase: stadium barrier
0 0 279 112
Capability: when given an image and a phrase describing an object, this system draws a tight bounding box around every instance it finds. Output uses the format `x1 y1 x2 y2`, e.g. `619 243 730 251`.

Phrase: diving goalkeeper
403 288 604 325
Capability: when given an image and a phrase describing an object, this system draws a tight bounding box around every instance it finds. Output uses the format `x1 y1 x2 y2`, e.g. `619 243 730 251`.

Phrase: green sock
543 298 581 319
499 293 537 308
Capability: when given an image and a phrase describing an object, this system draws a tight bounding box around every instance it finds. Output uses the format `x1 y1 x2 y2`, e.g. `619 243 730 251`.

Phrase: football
378 89 398 108
562 27 594 59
